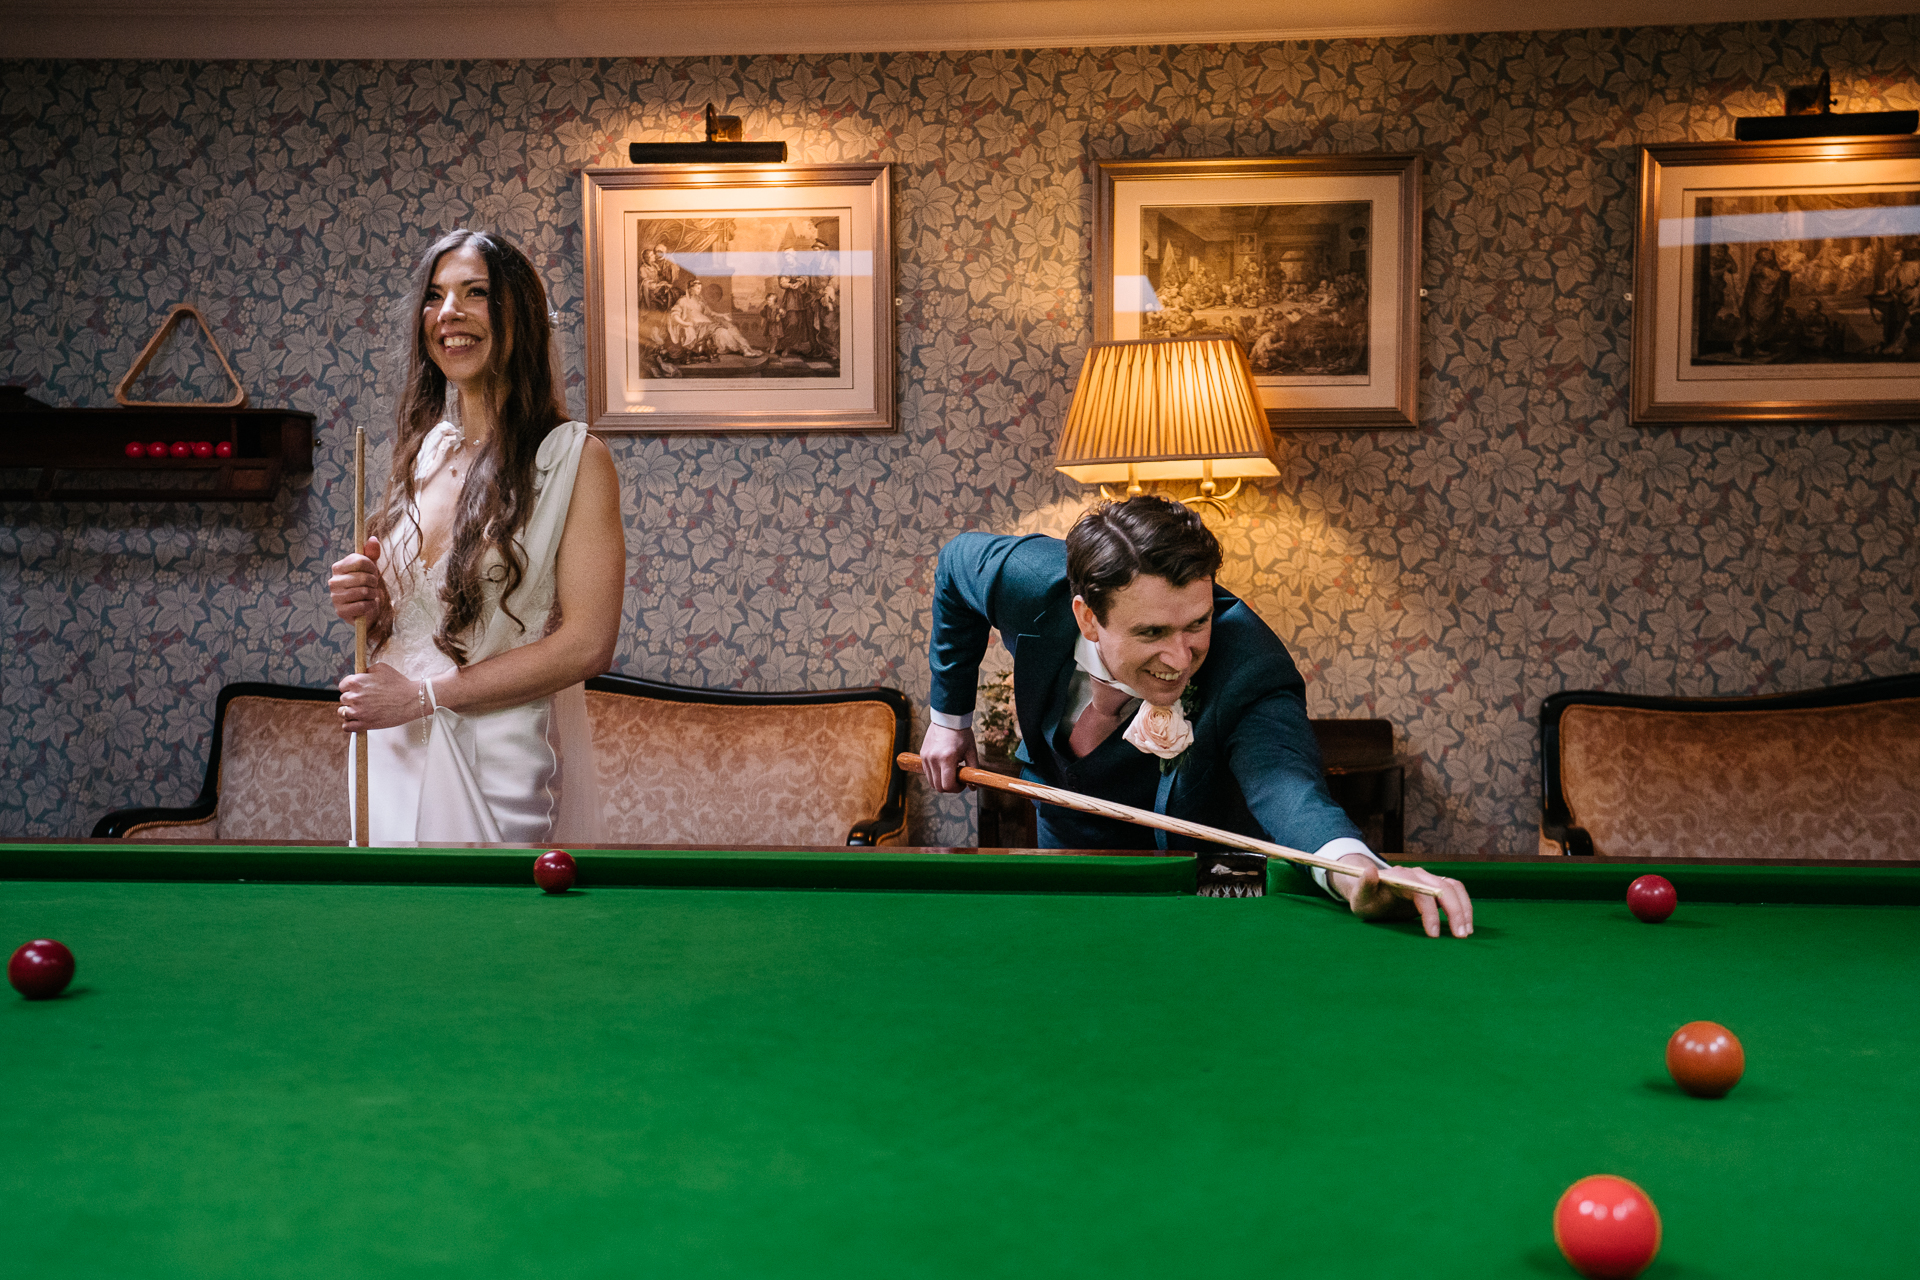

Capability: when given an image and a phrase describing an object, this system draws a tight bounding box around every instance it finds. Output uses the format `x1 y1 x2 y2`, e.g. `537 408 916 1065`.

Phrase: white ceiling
2 0 1910 60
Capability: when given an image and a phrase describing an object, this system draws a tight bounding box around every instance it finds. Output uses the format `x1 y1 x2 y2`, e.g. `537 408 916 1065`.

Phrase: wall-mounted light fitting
1734 71 1917 141
630 103 787 164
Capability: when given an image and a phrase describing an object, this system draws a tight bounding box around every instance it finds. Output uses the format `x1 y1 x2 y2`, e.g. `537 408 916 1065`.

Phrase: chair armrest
94 802 217 838
847 740 912 846
1538 819 1595 857
846 806 908 847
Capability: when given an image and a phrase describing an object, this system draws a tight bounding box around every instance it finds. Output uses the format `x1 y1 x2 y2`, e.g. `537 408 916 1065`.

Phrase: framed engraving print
1093 155 1423 430
1632 138 1920 424
582 162 894 432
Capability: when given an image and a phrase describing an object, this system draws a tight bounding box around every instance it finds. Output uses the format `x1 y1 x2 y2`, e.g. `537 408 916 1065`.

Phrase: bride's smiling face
421 244 494 395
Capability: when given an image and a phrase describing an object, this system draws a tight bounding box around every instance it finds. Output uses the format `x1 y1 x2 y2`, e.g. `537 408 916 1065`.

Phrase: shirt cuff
1309 838 1387 898
929 708 974 730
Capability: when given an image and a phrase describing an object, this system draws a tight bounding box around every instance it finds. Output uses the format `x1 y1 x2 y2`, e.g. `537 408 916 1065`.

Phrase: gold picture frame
581 162 895 433
1631 137 1920 425
1092 154 1423 430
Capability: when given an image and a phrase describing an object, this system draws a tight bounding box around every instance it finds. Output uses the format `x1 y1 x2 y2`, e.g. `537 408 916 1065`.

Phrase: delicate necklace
448 432 481 478
419 425 480 569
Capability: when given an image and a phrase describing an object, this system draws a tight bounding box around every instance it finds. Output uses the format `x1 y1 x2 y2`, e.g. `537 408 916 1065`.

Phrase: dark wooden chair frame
94 682 341 837
96 676 914 846
1538 673 1920 858
1311 718 1405 854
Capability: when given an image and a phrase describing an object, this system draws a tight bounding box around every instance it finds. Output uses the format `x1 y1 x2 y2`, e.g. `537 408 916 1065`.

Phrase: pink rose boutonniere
1123 683 1201 774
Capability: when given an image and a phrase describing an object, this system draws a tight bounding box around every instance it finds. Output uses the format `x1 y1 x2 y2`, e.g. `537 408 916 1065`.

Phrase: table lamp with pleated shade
1055 335 1280 512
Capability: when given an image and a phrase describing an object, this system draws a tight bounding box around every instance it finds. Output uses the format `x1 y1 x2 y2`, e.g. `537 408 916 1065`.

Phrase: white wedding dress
347 419 607 846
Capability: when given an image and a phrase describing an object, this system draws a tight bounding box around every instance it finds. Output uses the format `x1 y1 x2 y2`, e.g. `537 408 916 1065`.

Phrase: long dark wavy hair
367 228 568 664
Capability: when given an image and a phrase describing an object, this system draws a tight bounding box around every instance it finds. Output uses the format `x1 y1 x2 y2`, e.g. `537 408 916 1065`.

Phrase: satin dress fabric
347 420 607 846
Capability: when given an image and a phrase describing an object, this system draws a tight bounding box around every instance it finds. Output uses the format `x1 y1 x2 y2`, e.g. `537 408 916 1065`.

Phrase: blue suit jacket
930 532 1361 853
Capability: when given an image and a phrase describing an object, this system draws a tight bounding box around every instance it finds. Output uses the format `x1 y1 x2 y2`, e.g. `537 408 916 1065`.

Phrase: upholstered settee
94 676 911 846
582 673 908 846
1538 674 1920 860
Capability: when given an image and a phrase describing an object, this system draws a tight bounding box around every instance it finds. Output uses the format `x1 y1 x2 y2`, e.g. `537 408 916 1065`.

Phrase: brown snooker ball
1626 874 1676 923
9 939 76 1000
1666 1021 1744 1097
533 849 577 894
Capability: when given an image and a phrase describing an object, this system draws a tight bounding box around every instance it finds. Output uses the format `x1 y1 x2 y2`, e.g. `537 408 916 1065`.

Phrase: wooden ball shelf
2 390 314 504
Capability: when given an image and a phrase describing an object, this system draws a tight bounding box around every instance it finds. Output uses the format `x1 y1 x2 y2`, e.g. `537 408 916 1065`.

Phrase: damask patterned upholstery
1542 696 1920 860
123 694 347 841
107 681 908 846
587 690 906 847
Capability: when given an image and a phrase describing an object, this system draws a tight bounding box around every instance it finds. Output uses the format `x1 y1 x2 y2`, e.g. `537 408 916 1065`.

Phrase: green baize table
4 842 1917 1279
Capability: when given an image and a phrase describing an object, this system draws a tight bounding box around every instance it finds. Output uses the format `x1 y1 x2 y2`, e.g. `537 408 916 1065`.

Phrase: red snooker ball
1554 1175 1661 1279
169 440 191 458
9 939 76 1000
146 440 169 458
534 849 577 894
1667 1020 1744 1098
1626 874 1676 923
124 440 146 458
214 441 234 458
191 440 214 458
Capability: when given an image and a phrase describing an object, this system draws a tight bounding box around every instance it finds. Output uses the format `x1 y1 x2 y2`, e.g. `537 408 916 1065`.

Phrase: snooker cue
896 751 1441 898
353 427 369 848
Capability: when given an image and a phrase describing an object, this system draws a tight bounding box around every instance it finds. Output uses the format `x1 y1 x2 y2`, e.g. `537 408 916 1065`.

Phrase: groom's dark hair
1067 496 1221 623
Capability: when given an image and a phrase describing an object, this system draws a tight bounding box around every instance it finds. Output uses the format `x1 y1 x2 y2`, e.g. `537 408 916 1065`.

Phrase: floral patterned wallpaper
4 18 1918 849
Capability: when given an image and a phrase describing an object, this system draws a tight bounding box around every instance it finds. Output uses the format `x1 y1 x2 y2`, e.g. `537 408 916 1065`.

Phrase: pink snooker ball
1554 1175 1661 1279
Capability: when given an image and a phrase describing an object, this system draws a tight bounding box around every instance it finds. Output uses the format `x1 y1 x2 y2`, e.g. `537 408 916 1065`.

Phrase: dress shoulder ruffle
534 420 588 490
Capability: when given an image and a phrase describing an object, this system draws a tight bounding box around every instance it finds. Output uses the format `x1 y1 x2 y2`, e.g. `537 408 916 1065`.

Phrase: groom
918 496 1472 938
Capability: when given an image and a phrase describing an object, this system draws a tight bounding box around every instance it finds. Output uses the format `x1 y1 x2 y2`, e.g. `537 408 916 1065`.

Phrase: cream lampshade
1055 335 1280 513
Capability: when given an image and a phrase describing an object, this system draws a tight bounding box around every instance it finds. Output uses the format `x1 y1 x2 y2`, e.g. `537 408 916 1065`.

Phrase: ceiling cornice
2 0 1911 60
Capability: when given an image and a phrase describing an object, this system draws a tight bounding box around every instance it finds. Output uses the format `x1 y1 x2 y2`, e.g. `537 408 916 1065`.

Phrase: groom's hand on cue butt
918 724 979 793
1328 853 1474 939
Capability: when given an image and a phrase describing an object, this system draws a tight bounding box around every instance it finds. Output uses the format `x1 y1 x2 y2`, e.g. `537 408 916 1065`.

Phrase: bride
327 228 625 845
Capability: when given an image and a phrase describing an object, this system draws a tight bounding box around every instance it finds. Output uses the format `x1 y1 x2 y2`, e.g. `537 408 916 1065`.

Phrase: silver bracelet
417 680 429 720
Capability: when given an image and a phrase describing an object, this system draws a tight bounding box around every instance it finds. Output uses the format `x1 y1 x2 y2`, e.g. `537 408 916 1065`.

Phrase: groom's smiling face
1071 573 1215 707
